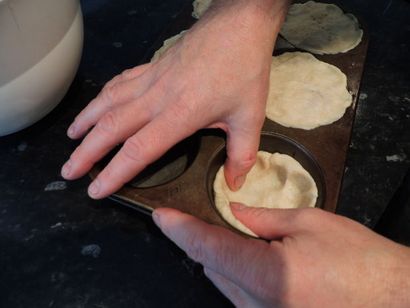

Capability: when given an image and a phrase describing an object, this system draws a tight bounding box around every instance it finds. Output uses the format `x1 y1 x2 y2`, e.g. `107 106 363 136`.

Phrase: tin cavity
206 132 327 213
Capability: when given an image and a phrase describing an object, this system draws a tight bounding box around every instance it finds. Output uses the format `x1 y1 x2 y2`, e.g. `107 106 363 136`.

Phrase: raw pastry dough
214 151 318 236
266 52 352 130
192 0 212 19
280 1 363 54
151 31 187 62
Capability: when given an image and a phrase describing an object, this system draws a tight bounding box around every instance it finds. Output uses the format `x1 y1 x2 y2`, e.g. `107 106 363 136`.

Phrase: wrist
210 0 290 21
216 0 291 32
191 0 289 58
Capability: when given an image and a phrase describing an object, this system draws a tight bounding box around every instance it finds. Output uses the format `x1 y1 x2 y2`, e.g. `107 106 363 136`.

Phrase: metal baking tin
90 1 369 234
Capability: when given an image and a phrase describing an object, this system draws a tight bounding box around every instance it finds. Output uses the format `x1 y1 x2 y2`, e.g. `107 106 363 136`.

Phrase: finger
61 98 152 180
204 268 254 307
230 203 311 240
68 63 152 139
87 110 196 199
152 208 283 293
223 126 261 191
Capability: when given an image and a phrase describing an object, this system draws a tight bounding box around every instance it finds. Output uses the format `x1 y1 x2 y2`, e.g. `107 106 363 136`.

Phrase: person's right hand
153 204 410 307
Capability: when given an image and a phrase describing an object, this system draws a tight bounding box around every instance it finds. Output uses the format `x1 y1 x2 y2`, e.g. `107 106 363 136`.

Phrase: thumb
224 127 261 191
152 207 274 290
230 203 310 240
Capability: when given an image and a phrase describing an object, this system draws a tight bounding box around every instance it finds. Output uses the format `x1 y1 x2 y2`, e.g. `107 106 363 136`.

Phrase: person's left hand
60 1 289 199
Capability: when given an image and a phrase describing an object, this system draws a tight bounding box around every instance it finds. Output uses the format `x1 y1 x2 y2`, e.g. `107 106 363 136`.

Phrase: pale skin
61 0 410 306
61 0 289 196
153 204 410 307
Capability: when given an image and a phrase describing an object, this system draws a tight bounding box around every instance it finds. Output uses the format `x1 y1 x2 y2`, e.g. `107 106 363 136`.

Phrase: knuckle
185 233 234 271
96 111 118 135
120 68 133 79
185 232 218 264
69 149 81 163
101 84 119 107
69 148 92 169
122 137 145 163
99 166 113 184
230 153 257 172
104 79 115 89
74 108 88 123
242 154 257 169
73 113 81 123
248 207 270 220
104 74 123 88
184 233 206 262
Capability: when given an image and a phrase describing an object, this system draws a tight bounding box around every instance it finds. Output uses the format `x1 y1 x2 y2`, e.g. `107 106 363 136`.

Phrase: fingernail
88 180 100 197
230 202 246 211
61 160 72 178
234 175 246 190
67 124 76 137
152 211 162 228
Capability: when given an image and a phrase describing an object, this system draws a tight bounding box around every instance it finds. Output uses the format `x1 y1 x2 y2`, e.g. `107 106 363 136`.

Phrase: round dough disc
266 52 352 130
192 0 212 19
280 1 363 54
151 31 187 62
213 151 318 236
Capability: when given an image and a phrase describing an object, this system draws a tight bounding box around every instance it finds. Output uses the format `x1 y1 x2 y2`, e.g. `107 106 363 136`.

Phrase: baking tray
90 1 369 233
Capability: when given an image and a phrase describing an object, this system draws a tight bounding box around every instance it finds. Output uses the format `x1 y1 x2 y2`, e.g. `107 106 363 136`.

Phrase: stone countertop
0 0 409 307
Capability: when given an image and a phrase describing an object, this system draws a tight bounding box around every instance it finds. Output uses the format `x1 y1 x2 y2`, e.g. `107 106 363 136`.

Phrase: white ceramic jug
0 0 83 136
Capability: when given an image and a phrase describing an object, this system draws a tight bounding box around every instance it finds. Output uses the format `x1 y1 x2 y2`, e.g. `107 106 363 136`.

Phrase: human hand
152 205 410 307
61 0 289 198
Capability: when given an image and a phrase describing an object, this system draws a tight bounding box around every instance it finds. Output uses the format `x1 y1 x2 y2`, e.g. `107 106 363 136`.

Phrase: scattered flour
81 244 101 258
17 141 28 152
359 93 368 100
50 222 63 229
386 154 407 162
44 181 67 191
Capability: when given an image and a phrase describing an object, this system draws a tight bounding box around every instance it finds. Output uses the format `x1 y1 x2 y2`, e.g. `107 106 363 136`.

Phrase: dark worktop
1 0 409 307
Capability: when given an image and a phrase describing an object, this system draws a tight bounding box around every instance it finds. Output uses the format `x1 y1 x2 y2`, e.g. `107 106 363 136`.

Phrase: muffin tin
90 1 369 233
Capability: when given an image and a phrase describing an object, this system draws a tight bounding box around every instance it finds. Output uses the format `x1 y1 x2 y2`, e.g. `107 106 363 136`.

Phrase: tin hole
206 132 326 212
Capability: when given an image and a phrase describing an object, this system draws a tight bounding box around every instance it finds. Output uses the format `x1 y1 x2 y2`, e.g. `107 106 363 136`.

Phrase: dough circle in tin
266 52 352 130
280 1 363 54
214 151 318 237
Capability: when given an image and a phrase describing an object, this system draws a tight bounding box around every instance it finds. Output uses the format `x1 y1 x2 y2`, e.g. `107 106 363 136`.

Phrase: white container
0 0 83 136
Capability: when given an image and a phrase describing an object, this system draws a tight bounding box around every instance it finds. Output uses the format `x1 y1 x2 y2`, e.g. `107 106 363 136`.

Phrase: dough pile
192 0 212 19
151 31 187 62
266 52 352 130
213 151 318 236
280 1 363 54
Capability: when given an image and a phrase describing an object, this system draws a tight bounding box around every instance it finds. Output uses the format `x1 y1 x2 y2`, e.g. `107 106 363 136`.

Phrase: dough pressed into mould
213 151 318 236
266 52 352 130
280 1 363 55
151 31 187 62
192 0 212 19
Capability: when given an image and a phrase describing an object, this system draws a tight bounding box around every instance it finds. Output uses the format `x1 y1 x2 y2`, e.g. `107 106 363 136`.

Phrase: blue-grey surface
0 0 409 307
